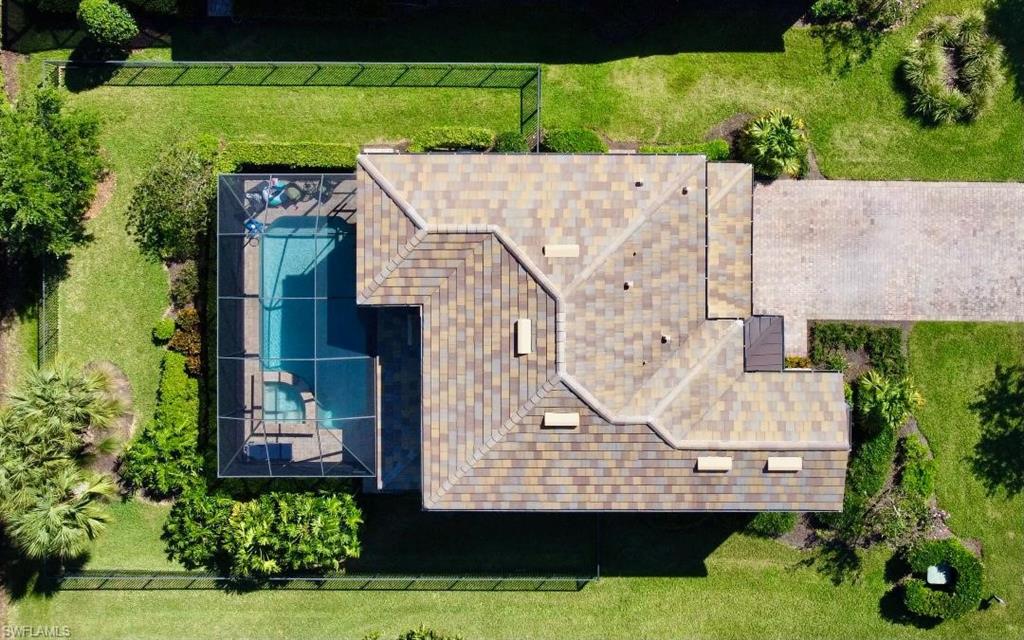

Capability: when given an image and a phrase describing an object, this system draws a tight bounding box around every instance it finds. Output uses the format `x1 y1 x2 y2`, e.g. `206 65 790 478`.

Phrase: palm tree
858 370 923 433
739 111 809 179
4 466 115 560
6 364 122 442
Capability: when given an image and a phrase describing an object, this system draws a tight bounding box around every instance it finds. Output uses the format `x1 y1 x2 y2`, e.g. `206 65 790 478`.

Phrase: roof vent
681 186 689 195
543 412 580 429
543 244 580 258
697 456 732 472
635 180 644 187
514 319 532 356
661 334 671 344
767 456 802 472
624 280 633 290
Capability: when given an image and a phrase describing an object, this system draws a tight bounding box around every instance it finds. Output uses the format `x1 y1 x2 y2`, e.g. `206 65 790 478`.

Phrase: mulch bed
704 112 751 150
84 360 136 478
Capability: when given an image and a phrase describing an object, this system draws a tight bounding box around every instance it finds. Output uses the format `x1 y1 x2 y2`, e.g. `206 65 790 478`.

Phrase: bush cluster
120 351 202 497
540 128 608 153
164 490 363 577
223 142 359 171
744 512 797 538
904 539 983 620
902 12 1004 125
638 139 731 161
126 143 216 262
78 0 139 48
407 127 496 152
493 131 531 152
738 111 808 179
810 0 919 30
810 322 906 376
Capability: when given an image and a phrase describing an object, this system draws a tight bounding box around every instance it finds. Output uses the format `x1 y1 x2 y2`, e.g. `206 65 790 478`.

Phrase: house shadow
969 363 1024 497
347 494 742 578
168 0 811 63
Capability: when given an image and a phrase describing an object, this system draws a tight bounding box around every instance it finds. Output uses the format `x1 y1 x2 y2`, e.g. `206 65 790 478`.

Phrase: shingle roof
356 153 849 511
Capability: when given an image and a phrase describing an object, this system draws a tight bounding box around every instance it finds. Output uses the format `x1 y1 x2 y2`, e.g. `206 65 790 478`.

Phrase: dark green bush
152 317 175 344
541 128 608 153
902 13 1005 124
408 127 495 153
904 539 983 620
125 0 177 14
738 111 808 178
810 322 906 376
170 261 199 309
898 435 936 499
745 512 797 538
120 351 202 497
222 142 358 171
0 88 102 263
639 139 731 161
809 0 858 22
494 130 531 152
810 0 917 30
78 0 139 48
126 143 216 262
164 490 363 577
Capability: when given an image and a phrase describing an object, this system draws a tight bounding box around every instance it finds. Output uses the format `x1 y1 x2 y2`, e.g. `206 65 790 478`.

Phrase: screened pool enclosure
217 174 378 477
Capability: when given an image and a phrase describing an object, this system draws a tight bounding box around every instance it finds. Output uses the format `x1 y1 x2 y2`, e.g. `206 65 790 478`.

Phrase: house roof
356 153 849 511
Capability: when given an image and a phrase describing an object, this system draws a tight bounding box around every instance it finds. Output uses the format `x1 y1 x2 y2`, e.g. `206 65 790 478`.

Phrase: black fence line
52 569 592 592
42 60 543 144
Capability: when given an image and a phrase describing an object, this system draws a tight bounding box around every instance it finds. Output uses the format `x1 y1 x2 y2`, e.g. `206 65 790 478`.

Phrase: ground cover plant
902 11 1005 123
809 322 907 376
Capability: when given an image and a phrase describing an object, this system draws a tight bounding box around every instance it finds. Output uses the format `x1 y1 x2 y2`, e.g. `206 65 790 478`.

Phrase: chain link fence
37 266 59 367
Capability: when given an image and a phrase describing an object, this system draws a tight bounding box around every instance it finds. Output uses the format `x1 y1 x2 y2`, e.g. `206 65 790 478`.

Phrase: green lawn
10 323 1024 639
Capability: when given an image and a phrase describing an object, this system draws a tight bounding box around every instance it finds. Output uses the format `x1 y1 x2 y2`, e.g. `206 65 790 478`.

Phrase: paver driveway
753 180 1024 354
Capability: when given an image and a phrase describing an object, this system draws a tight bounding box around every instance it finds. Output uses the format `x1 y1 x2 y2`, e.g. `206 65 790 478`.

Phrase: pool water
263 381 305 420
260 215 375 424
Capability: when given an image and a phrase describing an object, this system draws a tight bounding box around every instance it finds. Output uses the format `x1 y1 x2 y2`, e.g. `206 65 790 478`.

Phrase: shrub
152 317 175 344
222 142 358 171
810 322 907 377
494 130 531 152
126 143 216 262
407 127 495 153
27 0 80 13
119 351 202 497
784 355 814 369
125 0 177 14
639 139 731 161
164 490 363 577
78 0 139 48
822 351 849 373
540 128 608 153
168 306 202 376
858 370 922 436
170 261 200 309
898 435 936 499
745 512 797 538
904 539 983 620
738 111 808 178
809 0 858 22
0 88 102 263
902 13 1005 124
810 0 918 30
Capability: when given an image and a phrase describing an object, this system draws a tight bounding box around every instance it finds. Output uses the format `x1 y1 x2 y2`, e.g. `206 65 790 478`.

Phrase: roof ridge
562 161 704 297
358 228 428 303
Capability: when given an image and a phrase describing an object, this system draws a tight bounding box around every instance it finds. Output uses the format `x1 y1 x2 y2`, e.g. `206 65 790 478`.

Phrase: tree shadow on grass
969 363 1024 497
879 584 942 629
792 537 863 585
987 0 1024 102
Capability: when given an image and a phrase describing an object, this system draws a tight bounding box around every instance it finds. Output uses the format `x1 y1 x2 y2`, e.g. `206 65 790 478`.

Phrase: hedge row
904 538 983 620
120 351 202 498
541 128 607 153
222 142 359 171
639 139 731 161
810 322 906 377
407 127 496 152
164 490 362 577
898 435 936 500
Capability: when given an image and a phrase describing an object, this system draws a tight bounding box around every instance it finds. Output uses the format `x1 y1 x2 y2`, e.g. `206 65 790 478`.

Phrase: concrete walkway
753 180 1024 354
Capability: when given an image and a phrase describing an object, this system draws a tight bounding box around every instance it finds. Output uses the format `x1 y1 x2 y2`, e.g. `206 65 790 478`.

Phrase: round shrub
904 538 983 620
739 111 808 178
78 0 139 48
494 131 530 153
170 261 200 308
745 512 797 538
152 317 175 343
540 128 608 153
902 13 1005 124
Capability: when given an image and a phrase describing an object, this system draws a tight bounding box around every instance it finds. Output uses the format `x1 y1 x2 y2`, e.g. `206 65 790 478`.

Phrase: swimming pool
260 215 375 424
